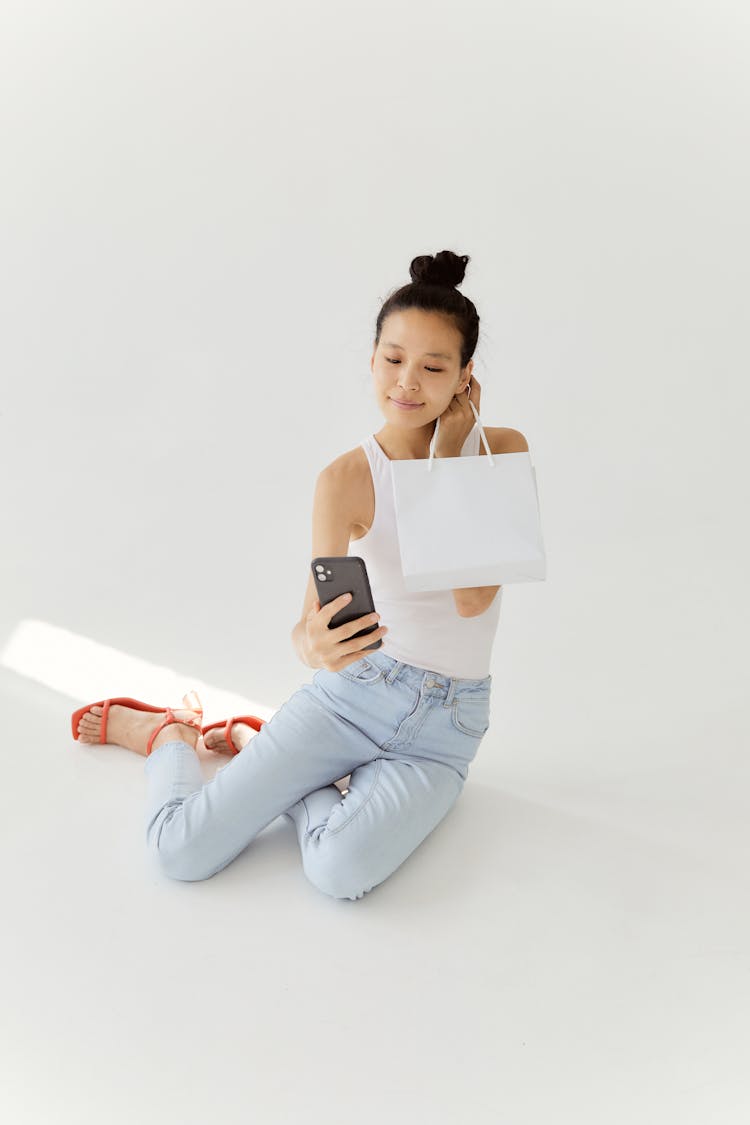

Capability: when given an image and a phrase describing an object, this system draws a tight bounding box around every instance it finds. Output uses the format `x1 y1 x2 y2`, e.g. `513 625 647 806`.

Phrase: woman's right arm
291 461 387 670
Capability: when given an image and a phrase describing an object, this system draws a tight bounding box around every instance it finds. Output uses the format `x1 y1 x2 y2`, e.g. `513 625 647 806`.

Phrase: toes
204 730 226 750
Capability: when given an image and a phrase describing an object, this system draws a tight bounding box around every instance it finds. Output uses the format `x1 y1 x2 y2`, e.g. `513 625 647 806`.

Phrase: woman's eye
385 358 442 373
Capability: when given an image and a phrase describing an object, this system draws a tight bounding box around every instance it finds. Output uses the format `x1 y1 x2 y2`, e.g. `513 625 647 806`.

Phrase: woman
71 249 529 900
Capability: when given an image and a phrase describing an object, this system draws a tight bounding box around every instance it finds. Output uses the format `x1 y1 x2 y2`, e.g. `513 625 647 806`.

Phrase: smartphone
311 556 382 651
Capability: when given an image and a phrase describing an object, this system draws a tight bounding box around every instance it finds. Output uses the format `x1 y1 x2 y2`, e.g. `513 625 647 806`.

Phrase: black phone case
311 556 383 651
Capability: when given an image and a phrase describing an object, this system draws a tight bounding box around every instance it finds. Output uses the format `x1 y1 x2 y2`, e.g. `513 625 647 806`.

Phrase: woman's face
371 309 472 422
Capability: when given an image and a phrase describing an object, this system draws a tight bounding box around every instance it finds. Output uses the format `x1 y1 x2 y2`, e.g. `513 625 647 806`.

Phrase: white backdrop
1 2 748 1124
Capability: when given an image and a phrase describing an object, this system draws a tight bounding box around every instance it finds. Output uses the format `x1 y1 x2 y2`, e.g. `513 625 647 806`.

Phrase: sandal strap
146 707 203 756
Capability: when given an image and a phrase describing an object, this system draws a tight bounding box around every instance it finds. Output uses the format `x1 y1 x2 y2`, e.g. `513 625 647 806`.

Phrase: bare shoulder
318 446 367 524
326 444 371 537
482 427 529 454
323 445 368 483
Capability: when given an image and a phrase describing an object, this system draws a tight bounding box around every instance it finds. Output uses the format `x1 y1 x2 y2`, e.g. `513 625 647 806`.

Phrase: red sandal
71 693 205 757
201 715 266 756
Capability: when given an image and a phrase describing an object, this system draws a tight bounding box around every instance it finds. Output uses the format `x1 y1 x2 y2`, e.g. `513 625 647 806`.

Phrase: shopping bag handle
428 394 495 472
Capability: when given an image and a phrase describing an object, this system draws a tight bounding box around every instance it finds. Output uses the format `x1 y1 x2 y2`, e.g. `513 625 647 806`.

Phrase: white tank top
349 425 503 679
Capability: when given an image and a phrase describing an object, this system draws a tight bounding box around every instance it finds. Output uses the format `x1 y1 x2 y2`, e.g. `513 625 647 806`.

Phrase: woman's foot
76 692 203 757
203 722 255 755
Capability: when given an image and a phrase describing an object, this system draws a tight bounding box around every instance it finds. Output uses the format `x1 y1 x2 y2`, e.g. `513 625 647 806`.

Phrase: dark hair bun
409 250 470 290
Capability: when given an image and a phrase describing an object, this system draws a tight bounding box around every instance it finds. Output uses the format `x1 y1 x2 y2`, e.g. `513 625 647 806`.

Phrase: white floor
2 1 747 1111
2 615 746 1124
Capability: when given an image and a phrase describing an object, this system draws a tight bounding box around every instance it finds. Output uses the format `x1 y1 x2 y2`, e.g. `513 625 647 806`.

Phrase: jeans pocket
338 657 386 685
451 692 491 737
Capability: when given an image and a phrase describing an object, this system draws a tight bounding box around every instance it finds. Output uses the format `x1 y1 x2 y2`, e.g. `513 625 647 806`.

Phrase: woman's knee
158 850 220 882
146 810 217 883
307 868 373 901
303 849 378 901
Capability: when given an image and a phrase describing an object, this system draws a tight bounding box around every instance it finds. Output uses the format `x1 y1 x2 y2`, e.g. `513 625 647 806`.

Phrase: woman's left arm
453 584 502 617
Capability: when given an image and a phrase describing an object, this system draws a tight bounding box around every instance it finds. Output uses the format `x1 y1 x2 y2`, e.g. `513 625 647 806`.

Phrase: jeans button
425 679 436 688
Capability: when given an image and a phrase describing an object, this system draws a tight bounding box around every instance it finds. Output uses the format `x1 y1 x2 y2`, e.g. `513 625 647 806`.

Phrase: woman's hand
433 375 481 457
305 593 388 672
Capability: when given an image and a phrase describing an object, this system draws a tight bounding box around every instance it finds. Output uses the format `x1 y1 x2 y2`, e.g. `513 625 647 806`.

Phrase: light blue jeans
144 649 492 900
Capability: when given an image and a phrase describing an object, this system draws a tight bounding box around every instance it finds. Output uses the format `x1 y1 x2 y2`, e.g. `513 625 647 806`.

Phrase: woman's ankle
151 722 200 753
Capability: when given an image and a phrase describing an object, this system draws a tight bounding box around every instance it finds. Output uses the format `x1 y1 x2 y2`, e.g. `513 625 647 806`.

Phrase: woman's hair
374 250 480 370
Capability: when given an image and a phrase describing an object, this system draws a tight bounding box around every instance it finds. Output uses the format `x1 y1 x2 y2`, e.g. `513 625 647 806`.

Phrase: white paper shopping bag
390 400 547 592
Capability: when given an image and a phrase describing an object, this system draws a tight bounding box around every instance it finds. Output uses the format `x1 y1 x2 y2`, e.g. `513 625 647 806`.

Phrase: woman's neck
372 421 439 461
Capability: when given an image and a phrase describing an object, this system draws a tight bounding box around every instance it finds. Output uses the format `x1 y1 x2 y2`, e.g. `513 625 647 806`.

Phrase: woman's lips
390 398 424 410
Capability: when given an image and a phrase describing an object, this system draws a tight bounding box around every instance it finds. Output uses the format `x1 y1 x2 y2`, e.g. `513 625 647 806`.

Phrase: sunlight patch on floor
1 618 275 729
